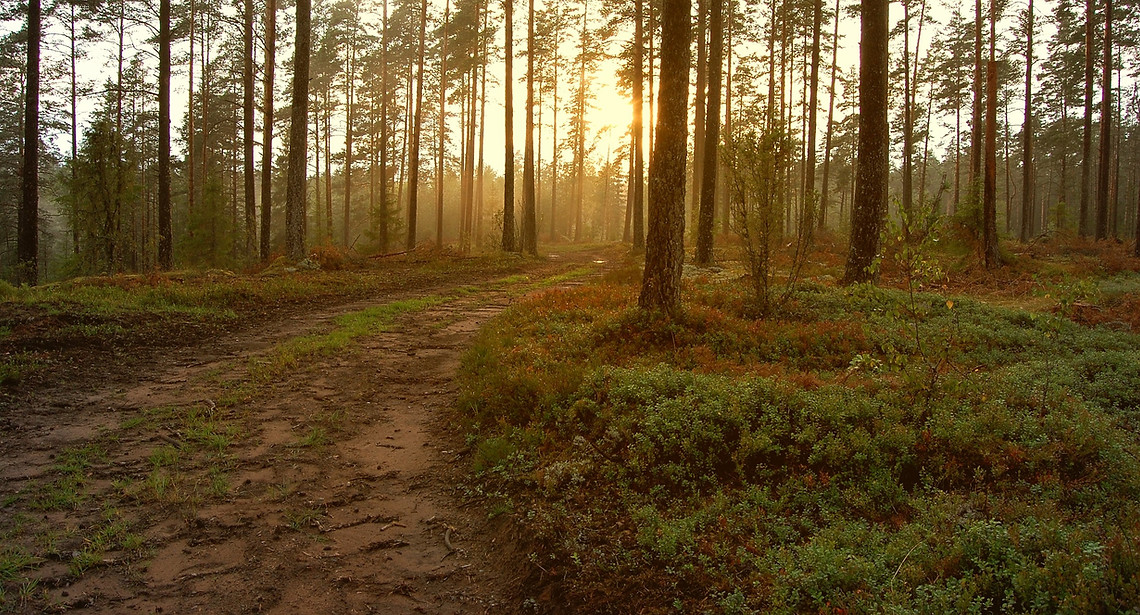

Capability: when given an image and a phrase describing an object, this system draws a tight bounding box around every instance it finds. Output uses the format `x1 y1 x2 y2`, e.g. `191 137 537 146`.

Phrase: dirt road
0 252 608 614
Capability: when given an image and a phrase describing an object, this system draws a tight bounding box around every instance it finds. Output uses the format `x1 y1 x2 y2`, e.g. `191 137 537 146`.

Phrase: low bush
454 276 1140 614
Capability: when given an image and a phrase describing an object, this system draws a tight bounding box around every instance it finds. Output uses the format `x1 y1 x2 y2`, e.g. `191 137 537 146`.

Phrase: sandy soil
0 251 609 614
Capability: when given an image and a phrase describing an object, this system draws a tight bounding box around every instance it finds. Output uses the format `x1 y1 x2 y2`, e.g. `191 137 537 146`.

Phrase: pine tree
639 0 690 315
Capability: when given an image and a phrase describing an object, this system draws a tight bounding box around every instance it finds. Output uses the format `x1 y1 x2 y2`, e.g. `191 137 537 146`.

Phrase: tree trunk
983 59 1000 267
18 0 40 284
842 0 888 284
284 0 311 260
476 2 488 247
158 0 172 269
345 20 359 248
1094 0 1111 240
503 0 516 251
1079 0 1093 236
188 0 196 233
1020 0 1033 242
819 0 839 230
694 0 722 265
690 0 707 234
549 45 559 241
408 0 427 250
243 0 255 256
901 0 914 219
632 0 645 251
260 0 276 260
573 2 587 243
805 0 821 224
639 0 690 316
380 0 389 252
970 0 982 191
522 0 537 254
437 0 450 246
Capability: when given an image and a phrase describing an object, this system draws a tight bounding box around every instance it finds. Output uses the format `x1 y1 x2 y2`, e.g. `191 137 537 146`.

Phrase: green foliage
455 277 1140 613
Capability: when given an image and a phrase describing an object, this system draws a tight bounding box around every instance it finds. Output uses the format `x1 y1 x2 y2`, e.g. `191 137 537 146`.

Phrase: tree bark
260 0 276 260
1094 0 1111 240
1020 0 1033 242
983 59 1000 267
522 0 537 254
408 0 427 250
380 0 389 252
818 0 839 230
805 0 822 224
690 0 707 234
19 0 40 284
694 0 722 265
241 0 255 257
1079 0 1093 236
503 0 516 251
437 0 450 246
345 16 359 248
638 0 690 316
158 0 172 269
285 0 311 260
632 0 645 251
842 0 888 284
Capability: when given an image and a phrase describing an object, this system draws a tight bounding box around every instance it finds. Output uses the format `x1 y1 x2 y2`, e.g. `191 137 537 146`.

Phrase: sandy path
0 252 610 614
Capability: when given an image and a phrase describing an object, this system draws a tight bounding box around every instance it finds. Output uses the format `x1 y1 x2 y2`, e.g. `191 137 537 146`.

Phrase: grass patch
455 274 1140 614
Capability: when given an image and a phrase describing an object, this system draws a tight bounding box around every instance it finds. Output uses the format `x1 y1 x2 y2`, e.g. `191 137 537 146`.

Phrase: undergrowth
454 273 1140 614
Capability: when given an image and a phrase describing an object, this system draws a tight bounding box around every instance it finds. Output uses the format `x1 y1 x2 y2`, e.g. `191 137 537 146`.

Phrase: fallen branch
369 249 413 259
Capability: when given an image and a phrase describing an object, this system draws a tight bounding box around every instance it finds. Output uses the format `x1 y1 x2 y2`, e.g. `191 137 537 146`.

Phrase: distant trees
2 0 1139 283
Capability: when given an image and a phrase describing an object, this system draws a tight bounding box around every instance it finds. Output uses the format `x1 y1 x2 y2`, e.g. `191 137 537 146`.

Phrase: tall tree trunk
1079 0 1093 236
983 59 1000 267
260 0 276 260
694 0 722 265
158 0 172 269
69 3 79 257
188 0 196 233
285 0 311 260
522 0 537 254
345 21 358 247
18 0 40 284
324 83 333 240
549 45 559 240
632 0 645 251
573 1 587 243
476 2 488 247
804 0 821 224
902 0 914 219
842 0 888 284
503 0 516 251
380 0 389 252
719 0 733 235
243 0 255 256
690 0 707 234
437 0 450 246
1094 0 1111 240
314 109 322 235
639 0 690 316
818 0 839 230
970 0 983 193
408 0 427 250
1020 0 1034 242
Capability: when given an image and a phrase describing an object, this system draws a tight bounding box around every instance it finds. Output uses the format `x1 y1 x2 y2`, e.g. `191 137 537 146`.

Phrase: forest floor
0 245 616 614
